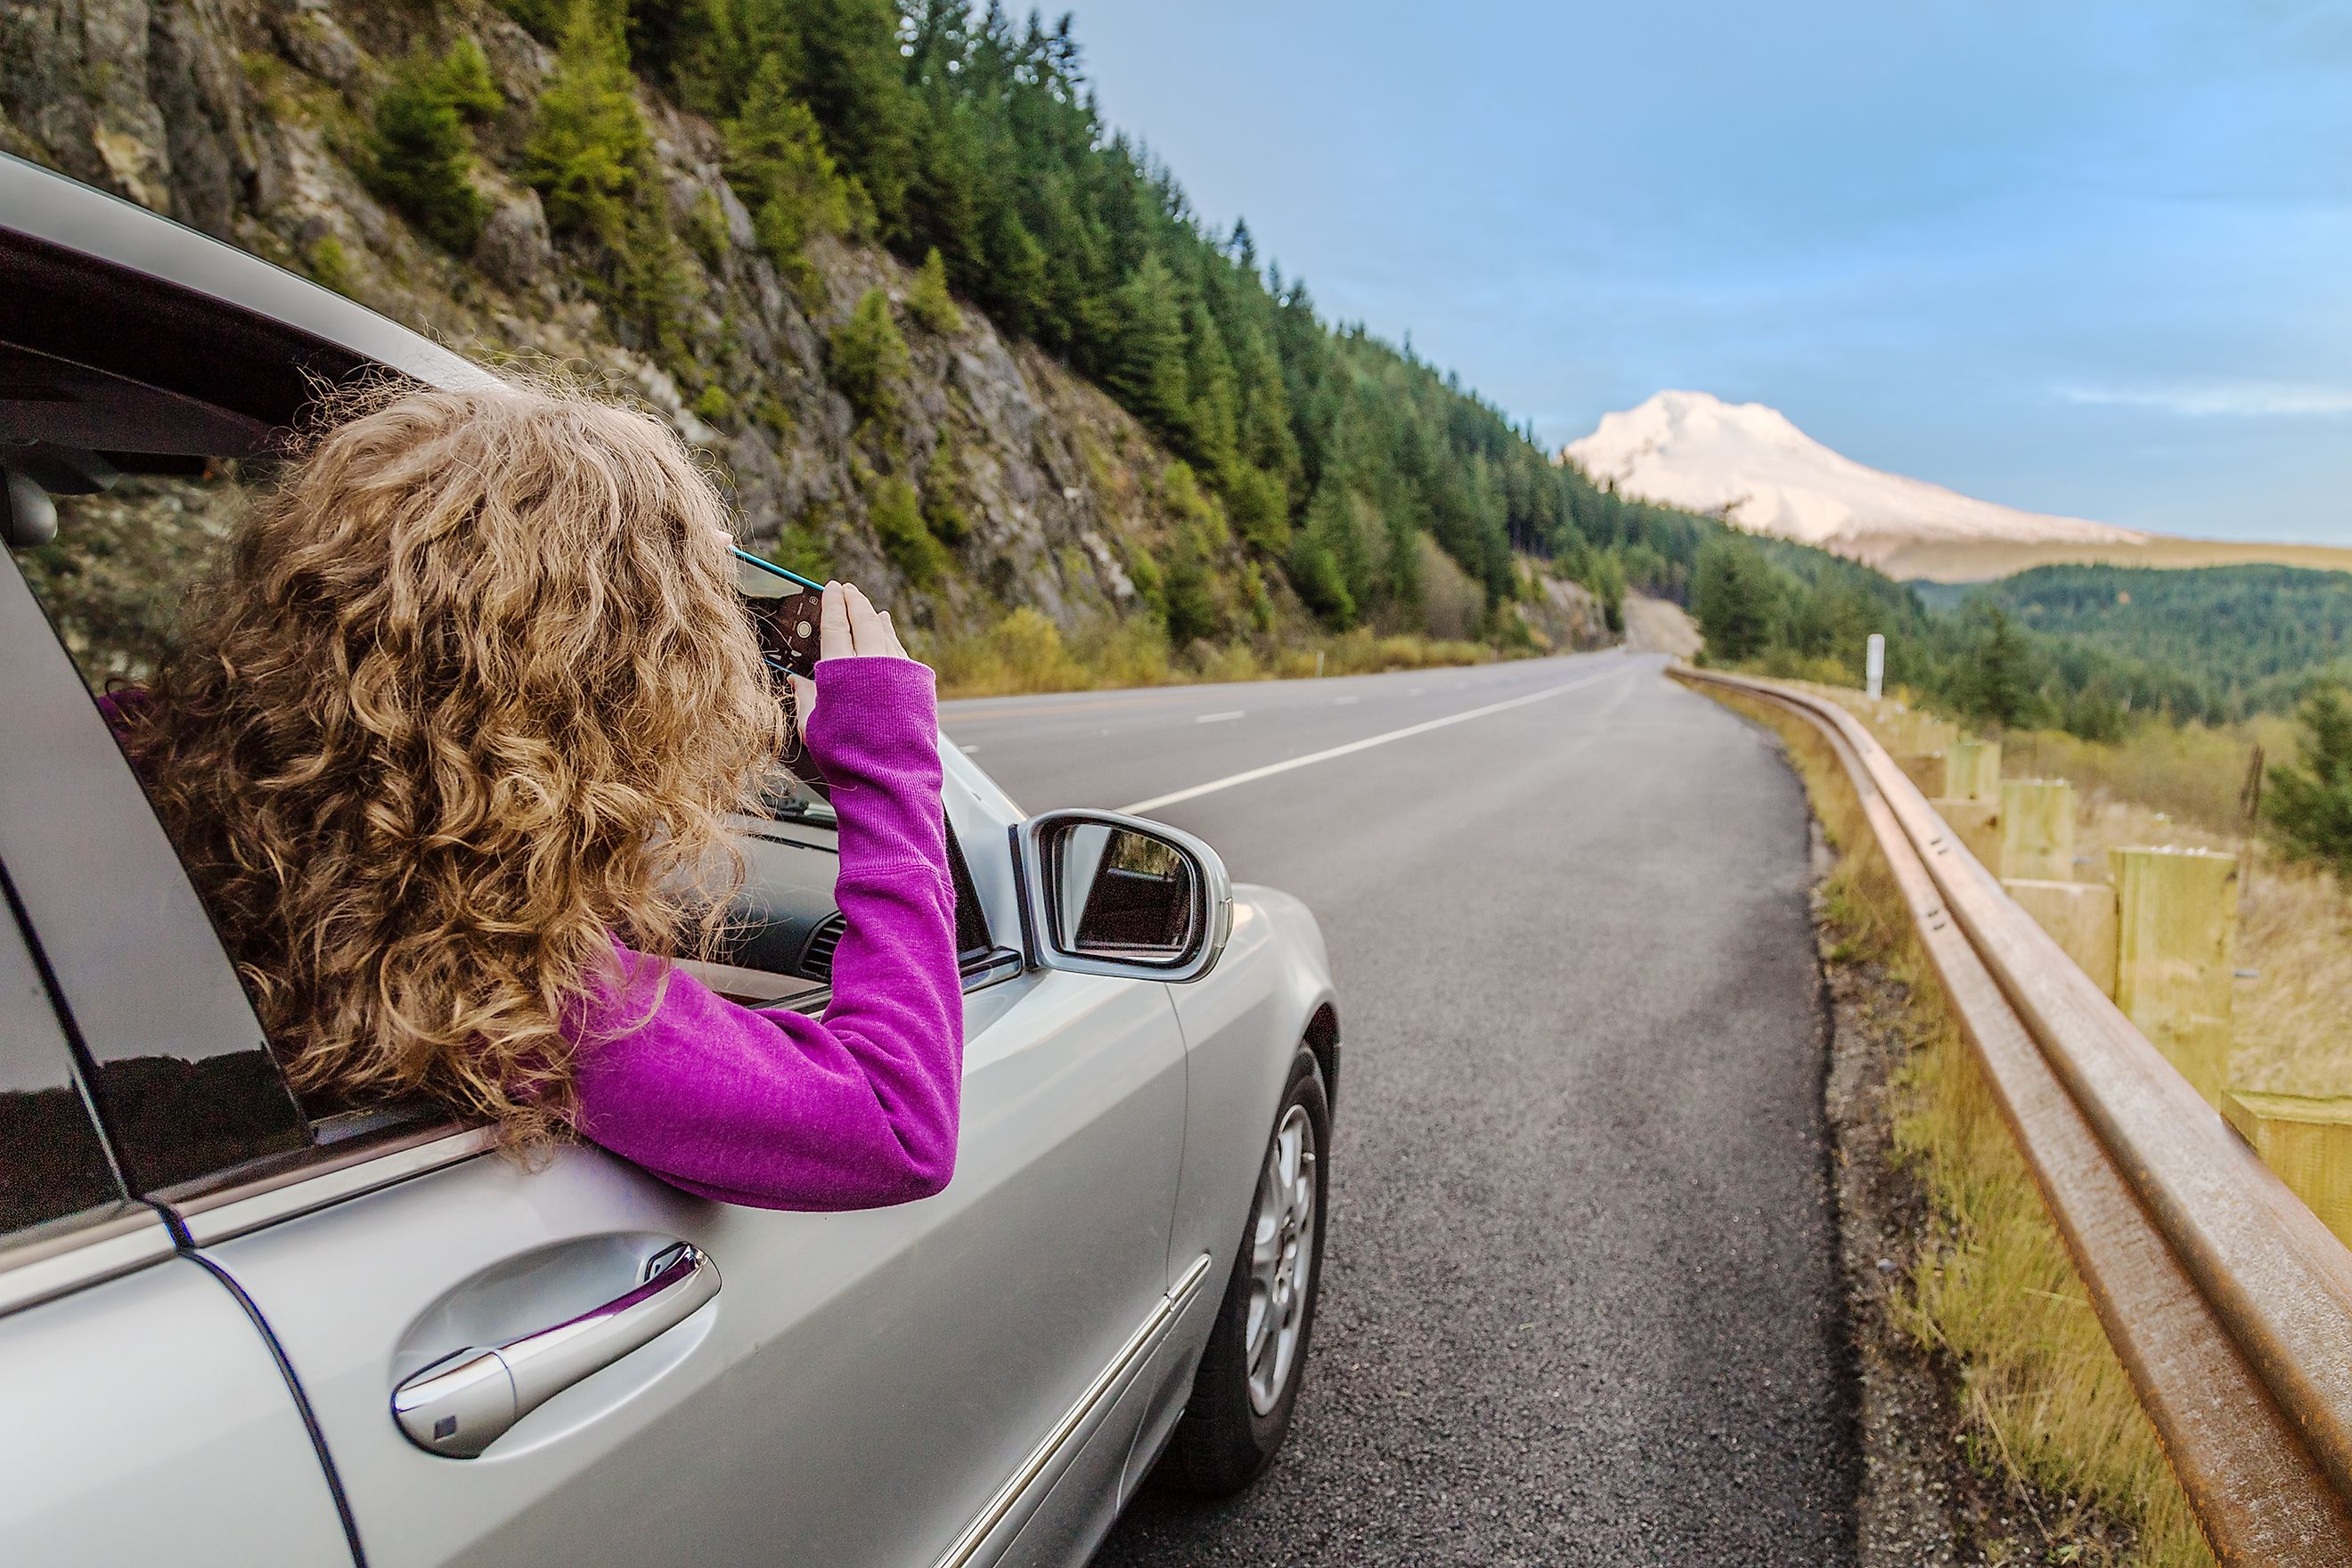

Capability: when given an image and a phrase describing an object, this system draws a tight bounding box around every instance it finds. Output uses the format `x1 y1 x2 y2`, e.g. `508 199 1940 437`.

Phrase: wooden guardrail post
2001 880 2118 996
2111 846 2240 1108
1999 779 2074 881
1934 796 2002 866
2225 1093 2352 1249
1886 714 1959 799
1946 737 2003 802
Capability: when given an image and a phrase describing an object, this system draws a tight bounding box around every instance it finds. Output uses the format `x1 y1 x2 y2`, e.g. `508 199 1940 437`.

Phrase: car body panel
1165 886 1340 1293
1 1252 355 1567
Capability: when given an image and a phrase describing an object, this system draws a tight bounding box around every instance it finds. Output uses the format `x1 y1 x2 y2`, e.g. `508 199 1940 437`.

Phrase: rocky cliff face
0 0 1290 644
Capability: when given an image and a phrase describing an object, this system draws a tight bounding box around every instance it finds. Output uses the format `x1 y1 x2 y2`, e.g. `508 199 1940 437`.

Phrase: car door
193 947 1188 1568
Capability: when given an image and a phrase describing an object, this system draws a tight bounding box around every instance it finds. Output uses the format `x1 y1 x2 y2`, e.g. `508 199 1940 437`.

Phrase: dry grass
2059 797 2352 1099
923 607 1498 699
2001 717 2298 836
1711 685 2215 1567
1818 692 2352 1103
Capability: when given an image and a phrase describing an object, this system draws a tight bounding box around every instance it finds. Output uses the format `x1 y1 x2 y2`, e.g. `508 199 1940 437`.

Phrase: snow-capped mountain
1562 391 2144 565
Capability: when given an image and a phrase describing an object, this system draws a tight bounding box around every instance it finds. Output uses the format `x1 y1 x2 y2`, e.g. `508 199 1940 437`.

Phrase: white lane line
960 744 981 753
1119 665 1625 815
1193 710 1245 724
1334 695 1360 706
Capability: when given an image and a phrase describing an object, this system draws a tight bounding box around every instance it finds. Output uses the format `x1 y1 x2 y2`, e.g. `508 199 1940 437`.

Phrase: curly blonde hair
127 382 787 1143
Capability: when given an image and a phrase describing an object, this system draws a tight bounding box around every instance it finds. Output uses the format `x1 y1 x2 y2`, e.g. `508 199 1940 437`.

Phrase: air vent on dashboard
799 913 848 981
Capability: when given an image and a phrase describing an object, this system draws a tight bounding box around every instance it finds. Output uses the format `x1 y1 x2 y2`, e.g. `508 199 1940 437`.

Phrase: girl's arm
568 654 965 1210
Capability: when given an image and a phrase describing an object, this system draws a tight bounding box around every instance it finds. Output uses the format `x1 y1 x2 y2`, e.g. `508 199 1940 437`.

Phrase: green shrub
304 234 354 296
870 476 945 584
364 47 493 251
907 246 963 334
436 37 502 119
1220 461 1288 554
1124 544 1165 615
1287 535 1354 627
692 384 733 423
921 433 971 543
828 288 908 423
1161 527 1221 646
2267 684 2352 877
685 188 729 267
522 0 648 244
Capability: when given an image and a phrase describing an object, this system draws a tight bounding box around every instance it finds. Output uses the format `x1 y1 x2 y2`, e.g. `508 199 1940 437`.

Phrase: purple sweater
105 658 964 1212
570 657 964 1209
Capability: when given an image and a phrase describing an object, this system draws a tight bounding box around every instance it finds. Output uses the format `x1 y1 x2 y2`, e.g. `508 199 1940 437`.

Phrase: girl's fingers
817 581 853 662
843 584 891 652
788 672 817 722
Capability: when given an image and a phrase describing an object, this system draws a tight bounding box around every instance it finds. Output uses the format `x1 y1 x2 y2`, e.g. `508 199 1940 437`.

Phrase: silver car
0 155 1339 1566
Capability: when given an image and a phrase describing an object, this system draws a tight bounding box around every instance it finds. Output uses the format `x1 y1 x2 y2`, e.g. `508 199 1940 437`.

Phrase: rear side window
0 867 123 1238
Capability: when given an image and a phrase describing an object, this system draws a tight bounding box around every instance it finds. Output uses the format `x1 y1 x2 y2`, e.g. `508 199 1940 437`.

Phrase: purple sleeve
568 657 965 1210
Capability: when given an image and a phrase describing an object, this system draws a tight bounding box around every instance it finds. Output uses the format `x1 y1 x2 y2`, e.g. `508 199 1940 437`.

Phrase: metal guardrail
1672 666 2352 1565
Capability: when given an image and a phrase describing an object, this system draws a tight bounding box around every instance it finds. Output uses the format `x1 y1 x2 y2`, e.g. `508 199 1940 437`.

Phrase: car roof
0 153 500 436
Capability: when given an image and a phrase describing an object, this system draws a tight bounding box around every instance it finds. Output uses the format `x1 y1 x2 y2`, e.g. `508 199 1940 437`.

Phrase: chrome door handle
391 1243 720 1458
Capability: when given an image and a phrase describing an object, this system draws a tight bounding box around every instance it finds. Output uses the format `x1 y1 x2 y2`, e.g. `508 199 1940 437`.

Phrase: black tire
1155 1046 1330 1497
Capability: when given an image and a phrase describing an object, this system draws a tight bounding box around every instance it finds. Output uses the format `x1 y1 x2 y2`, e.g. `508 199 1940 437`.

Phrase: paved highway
943 654 1859 1565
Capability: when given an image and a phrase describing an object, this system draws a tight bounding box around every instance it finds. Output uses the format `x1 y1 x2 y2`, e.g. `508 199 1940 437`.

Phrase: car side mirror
1010 810 1234 984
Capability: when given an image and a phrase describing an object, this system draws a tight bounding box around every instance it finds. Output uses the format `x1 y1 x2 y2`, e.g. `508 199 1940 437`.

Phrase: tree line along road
942 653 1859 1566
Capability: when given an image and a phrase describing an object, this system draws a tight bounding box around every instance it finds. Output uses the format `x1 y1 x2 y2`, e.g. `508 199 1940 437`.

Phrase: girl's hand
788 581 909 718
820 581 907 661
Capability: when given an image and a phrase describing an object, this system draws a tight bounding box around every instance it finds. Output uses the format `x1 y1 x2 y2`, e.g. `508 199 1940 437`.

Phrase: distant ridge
1561 390 2144 578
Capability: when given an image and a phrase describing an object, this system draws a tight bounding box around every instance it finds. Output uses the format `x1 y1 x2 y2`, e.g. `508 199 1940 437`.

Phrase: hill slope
1 0 1651 676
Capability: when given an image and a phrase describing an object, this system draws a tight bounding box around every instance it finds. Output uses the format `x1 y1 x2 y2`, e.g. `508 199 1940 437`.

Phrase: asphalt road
943 652 1858 1566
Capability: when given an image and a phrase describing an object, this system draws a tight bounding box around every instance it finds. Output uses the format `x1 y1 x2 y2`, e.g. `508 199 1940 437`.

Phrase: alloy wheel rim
1245 1103 1318 1416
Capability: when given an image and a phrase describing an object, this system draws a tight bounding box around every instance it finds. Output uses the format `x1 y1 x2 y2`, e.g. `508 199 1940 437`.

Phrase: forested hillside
1682 530 2249 739
1959 564 2352 719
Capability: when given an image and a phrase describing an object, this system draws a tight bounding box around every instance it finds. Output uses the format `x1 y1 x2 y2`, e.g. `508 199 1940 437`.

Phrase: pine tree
1964 607 2038 730
1106 254 1193 447
906 246 963 333
1693 535 1775 662
523 0 649 244
723 53 855 290
827 287 909 422
766 0 916 233
365 49 492 251
2266 685 2352 877
436 37 503 119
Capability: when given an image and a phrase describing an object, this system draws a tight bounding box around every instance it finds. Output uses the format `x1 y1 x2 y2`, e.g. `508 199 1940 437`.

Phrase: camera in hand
745 590 822 680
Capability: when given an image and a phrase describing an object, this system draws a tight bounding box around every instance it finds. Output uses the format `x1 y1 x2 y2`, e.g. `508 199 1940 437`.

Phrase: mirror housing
1010 810 1234 984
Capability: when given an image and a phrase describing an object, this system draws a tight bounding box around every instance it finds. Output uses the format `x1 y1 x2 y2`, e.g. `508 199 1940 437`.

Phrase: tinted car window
0 867 124 1237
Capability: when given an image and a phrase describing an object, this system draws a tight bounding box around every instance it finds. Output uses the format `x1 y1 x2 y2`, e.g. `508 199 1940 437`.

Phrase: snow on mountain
1561 390 2144 562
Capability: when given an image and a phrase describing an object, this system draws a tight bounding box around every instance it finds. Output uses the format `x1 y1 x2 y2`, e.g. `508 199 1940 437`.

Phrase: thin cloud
2056 380 2352 416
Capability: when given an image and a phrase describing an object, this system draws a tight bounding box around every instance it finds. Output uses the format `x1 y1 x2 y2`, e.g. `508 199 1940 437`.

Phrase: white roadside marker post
1865 633 1885 699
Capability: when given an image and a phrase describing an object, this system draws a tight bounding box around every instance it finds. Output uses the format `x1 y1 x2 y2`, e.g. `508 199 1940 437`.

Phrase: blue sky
1056 1 2352 543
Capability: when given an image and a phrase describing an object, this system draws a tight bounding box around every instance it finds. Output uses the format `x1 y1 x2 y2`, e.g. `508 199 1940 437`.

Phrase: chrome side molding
932 1253 1214 1568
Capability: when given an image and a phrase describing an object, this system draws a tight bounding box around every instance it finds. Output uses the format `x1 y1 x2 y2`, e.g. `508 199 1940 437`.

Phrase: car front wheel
1156 1046 1329 1496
